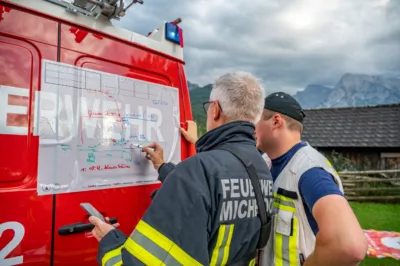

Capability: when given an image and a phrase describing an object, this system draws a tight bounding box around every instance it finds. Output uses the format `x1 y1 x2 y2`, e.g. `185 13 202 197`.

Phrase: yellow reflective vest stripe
273 193 297 213
274 195 299 266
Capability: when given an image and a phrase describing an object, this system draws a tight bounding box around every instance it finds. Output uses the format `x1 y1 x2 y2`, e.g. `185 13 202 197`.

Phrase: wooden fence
339 169 400 201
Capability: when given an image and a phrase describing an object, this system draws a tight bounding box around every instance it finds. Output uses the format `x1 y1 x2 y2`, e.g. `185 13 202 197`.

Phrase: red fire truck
0 0 193 264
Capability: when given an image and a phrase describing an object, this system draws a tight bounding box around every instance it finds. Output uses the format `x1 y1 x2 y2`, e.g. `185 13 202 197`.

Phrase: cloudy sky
114 0 400 94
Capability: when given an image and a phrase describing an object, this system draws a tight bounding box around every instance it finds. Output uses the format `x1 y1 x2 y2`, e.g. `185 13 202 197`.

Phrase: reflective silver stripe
104 255 122 266
274 197 295 208
131 229 181 265
282 233 290 266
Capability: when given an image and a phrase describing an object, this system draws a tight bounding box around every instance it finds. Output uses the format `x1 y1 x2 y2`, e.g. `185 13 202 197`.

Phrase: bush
197 122 207 137
328 150 359 171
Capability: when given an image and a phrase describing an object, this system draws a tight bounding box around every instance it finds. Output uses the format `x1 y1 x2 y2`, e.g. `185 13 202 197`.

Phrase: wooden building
301 104 400 170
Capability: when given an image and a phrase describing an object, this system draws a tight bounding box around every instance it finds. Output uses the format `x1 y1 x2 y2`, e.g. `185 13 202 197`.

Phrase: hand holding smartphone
80 202 105 222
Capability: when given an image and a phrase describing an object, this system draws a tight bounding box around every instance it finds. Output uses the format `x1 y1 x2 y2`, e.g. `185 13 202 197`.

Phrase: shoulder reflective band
210 224 235 266
125 220 202 266
274 192 296 213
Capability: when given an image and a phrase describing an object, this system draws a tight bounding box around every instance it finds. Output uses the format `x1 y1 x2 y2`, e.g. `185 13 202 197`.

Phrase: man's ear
272 113 284 129
213 101 221 121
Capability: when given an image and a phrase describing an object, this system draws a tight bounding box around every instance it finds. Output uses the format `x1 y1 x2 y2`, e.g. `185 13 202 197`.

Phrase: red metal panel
0 3 58 265
0 2 57 45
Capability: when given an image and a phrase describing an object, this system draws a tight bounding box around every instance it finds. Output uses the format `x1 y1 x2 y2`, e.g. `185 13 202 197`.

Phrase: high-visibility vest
261 144 344 266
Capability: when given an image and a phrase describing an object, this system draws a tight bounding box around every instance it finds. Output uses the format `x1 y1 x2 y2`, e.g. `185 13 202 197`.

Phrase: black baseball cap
264 92 305 123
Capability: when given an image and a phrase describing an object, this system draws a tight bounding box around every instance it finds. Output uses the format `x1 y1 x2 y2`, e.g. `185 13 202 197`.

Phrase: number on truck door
0 221 25 266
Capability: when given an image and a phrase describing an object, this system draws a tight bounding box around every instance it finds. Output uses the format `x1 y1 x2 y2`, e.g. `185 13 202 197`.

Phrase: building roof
302 104 400 148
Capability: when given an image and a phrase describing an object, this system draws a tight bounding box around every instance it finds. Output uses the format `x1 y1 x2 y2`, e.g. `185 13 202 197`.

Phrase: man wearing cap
255 92 368 266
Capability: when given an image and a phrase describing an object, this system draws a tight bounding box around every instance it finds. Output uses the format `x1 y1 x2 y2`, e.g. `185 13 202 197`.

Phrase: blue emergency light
165 22 181 45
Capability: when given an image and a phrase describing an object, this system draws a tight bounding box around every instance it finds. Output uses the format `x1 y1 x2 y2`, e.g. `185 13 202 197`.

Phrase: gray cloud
114 0 400 94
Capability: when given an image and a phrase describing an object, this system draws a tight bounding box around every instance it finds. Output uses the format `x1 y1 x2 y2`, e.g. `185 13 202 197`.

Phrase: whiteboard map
36 60 181 195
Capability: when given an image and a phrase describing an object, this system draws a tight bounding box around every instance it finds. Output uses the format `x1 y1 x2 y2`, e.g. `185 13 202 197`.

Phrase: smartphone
80 202 105 222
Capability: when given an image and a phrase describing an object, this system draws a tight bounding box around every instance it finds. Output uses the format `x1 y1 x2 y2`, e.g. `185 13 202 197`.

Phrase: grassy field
350 202 400 266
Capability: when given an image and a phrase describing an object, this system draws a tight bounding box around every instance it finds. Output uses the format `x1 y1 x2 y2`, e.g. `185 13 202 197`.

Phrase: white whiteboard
36 60 181 195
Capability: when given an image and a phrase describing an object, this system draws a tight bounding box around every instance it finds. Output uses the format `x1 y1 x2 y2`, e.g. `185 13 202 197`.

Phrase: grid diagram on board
44 61 164 101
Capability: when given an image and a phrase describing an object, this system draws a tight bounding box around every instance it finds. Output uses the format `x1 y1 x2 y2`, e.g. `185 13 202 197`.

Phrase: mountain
188 73 400 130
320 74 400 108
293 84 332 109
188 81 200 91
292 74 400 109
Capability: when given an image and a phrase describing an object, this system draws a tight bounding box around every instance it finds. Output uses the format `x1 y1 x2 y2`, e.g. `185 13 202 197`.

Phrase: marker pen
130 143 155 152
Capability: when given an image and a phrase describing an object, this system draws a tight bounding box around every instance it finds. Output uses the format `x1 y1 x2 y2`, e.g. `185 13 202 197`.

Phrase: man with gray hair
90 72 274 265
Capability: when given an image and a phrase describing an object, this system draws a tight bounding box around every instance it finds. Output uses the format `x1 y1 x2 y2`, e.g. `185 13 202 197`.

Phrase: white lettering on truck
0 86 29 135
0 85 164 142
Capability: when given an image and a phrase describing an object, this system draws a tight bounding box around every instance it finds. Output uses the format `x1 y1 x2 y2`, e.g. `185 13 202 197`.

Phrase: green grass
350 202 400 266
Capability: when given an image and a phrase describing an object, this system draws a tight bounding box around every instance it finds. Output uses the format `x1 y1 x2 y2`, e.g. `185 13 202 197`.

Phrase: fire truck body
0 0 192 265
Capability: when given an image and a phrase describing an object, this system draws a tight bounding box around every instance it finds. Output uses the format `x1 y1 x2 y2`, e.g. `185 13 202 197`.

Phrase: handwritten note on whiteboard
35 60 181 195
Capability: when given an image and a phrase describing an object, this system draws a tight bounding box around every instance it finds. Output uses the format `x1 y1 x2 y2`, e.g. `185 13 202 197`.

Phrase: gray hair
210 71 265 124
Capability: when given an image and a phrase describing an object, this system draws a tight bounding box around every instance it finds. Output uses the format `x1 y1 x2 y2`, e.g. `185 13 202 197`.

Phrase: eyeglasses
203 101 223 113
